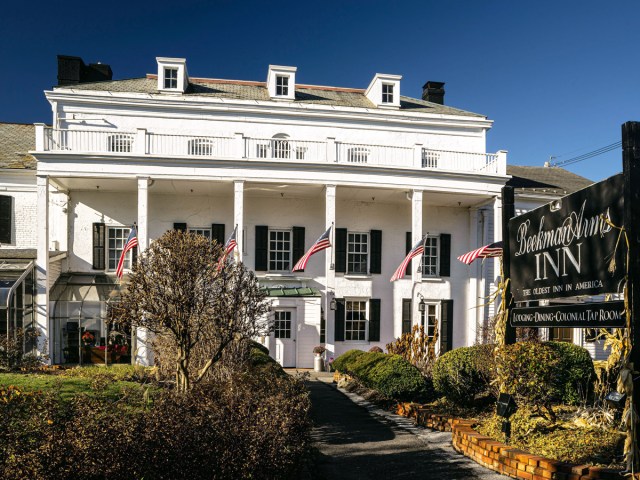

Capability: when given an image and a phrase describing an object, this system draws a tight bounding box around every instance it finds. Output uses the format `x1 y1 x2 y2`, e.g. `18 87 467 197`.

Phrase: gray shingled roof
507 165 593 196
56 77 486 118
0 123 36 170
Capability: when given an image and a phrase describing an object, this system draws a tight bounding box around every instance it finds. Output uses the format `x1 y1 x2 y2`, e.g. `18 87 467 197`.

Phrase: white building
0 55 592 368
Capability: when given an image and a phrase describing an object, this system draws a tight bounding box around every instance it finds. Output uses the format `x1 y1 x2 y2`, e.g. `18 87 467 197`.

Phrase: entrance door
274 310 296 367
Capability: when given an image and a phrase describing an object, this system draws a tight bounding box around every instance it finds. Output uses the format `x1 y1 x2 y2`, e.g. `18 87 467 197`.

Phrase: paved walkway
304 372 506 480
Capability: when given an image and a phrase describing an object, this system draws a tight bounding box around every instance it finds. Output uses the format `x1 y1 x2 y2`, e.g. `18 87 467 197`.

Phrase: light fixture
328 291 337 310
417 292 426 312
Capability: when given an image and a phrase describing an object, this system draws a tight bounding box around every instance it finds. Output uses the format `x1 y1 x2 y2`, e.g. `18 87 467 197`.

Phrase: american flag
217 225 238 271
292 226 331 272
116 226 138 279
390 236 426 282
457 241 503 265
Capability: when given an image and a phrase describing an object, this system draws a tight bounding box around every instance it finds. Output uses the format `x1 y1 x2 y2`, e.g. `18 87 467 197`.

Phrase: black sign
510 301 626 328
509 174 625 302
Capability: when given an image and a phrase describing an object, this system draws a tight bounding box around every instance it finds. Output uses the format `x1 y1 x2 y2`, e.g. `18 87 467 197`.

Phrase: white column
413 143 423 168
411 190 423 329
467 207 480 346
135 177 151 366
36 175 50 362
325 184 336 358
135 129 147 155
234 181 244 261
34 123 46 151
326 137 336 163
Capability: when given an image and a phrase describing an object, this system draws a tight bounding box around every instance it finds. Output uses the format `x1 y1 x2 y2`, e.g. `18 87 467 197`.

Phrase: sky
1 0 638 181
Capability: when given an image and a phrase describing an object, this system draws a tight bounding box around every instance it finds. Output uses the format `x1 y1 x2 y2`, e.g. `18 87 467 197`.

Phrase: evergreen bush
546 341 595 404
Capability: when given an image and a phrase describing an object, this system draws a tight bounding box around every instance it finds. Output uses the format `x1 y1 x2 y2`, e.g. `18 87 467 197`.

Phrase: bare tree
114 230 271 393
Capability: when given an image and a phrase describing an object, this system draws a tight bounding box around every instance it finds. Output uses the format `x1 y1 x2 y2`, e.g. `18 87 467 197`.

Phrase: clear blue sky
2 0 638 181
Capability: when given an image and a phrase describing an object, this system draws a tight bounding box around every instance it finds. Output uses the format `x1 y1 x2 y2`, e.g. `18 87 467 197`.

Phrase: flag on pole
292 226 332 272
116 225 138 279
390 236 426 282
217 225 238 271
457 241 503 265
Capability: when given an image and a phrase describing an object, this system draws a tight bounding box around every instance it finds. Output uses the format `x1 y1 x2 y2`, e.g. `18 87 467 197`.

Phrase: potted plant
313 345 326 356
313 345 326 372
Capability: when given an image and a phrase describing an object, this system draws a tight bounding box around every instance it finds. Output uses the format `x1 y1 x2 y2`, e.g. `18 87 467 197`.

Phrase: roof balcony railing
36 126 507 175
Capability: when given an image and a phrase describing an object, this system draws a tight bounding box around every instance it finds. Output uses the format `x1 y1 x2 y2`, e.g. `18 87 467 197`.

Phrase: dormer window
267 65 297 100
382 83 394 103
365 73 402 109
156 57 189 93
276 75 289 96
164 68 178 89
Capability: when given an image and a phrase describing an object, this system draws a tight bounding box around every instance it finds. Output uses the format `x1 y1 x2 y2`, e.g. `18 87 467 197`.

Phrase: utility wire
552 141 622 167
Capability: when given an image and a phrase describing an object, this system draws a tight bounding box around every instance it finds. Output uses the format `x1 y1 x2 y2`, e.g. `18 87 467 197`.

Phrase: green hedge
333 349 429 401
432 344 495 405
546 341 595 404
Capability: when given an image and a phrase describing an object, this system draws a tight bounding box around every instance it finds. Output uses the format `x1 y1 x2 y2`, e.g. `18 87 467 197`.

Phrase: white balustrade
39 128 506 175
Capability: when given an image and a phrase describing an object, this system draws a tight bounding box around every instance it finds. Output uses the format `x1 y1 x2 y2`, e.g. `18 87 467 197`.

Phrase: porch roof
263 287 320 297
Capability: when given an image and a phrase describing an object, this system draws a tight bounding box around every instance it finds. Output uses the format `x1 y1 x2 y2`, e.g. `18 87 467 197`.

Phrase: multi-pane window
256 143 269 158
272 137 290 158
347 232 368 274
382 83 394 103
422 236 439 276
345 300 367 341
421 303 438 341
347 147 369 163
295 146 307 160
276 75 289 96
188 138 214 156
274 311 292 339
108 227 134 271
164 67 178 89
269 229 291 272
107 134 133 153
188 228 211 239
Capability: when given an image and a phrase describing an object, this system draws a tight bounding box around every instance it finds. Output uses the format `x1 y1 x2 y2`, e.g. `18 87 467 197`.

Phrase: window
551 327 573 342
295 146 307 160
347 232 368 274
256 143 269 158
382 83 394 103
108 227 135 271
0 195 12 244
188 138 214 156
107 134 133 153
421 303 439 341
276 75 289 96
269 229 291 272
272 134 290 159
274 311 292 339
345 300 367 341
422 236 439 276
164 67 178 89
347 147 369 163
422 149 440 168
188 228 211 239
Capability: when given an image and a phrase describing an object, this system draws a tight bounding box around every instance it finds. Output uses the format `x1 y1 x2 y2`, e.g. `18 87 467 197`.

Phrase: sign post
623 121 640 472
502 186 515 345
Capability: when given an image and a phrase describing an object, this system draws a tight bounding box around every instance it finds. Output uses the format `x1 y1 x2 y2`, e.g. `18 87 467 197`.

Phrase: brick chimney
57 55 112 86
422 81 445 105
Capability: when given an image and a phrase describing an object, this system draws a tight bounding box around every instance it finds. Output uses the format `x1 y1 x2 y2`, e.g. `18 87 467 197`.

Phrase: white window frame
164 67 178 89
188 227 211 239
274 310 292 339
107 226 134 272
107 134 133 153
345 299 368 342
188 138 214 156
382 83 394 103
347 232 369 275
275 75 289 96
347 147 369 163
420 302 440 341
271 134 290 159
422 235 440 277
268 228 292 272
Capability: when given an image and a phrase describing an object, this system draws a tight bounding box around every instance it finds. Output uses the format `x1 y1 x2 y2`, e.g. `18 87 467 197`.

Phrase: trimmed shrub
547 341 595 404
368 346 384 353
432 344 495 405
333 350 430 401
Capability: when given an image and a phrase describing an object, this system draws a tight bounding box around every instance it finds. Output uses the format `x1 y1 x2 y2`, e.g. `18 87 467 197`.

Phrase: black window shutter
440 299 454 353
173 222 187 232
369 298 381 342
335 299 345 342
370 229 382 274
211 224 225 245
292 227 305 270
402 298 412 335
92 223 105 270
335 228 347 273
405 232 412 276
439 233 451 277
255 225 268 271
0 196 12 244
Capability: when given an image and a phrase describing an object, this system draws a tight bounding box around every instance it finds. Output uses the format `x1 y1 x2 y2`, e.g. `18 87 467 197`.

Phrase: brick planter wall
391 402 625 480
